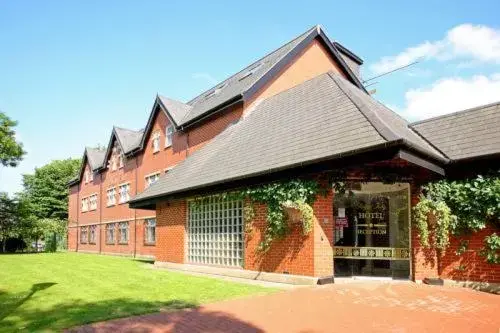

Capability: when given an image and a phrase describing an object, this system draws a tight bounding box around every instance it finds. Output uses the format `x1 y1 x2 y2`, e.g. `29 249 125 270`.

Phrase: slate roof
86 147 106 170
411 102 500 161
114 127 144 154
131 72 447 205
154 25 365 129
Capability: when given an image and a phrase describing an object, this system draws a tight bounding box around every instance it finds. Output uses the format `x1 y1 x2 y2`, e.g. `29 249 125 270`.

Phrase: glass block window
187 196 243 267
89 225 97 244
106 223 115 244
144 218 156 244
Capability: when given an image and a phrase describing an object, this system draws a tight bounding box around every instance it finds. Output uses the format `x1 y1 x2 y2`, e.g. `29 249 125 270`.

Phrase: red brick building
68 25 500 284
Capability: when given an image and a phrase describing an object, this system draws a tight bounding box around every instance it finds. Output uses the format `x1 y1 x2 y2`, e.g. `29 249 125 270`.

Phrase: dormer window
152 131 160 153
165 125 174 148
119 154 124 168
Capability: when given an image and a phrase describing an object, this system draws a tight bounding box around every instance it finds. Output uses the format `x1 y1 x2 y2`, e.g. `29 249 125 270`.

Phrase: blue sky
1 0 499 194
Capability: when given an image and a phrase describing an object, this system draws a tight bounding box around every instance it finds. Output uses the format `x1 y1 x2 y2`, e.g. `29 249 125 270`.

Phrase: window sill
119 201 129 205
106 242 115 245
144 242 156 246
164 145 172 149
107 204 116 207
89 242 96 245
153 150 160 154
118 242 129 245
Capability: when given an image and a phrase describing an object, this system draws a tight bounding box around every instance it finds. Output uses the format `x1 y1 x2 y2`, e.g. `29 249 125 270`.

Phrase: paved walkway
70 282 499 333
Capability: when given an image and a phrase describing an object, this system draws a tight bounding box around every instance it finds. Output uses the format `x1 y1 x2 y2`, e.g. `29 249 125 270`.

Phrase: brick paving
69 282 500 333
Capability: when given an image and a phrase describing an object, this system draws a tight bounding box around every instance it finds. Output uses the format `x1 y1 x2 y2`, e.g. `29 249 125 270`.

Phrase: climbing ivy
413 172 500 263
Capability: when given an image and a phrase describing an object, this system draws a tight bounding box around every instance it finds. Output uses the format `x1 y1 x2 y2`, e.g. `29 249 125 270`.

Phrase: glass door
333 182 410 279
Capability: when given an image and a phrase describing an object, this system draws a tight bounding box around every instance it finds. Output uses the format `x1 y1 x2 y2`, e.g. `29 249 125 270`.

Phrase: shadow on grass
132 258 155 265
1 290 264 332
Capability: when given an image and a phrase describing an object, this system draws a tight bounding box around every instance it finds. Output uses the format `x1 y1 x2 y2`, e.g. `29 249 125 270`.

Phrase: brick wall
155 200 186 263
313 187 335 277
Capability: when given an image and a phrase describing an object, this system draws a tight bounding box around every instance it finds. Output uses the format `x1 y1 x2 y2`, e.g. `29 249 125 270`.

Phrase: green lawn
0 252 275 332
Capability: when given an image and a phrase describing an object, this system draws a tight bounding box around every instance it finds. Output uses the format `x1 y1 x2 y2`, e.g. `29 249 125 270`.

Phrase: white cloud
371 24 500 74
401 73 500 120
191 72 218 85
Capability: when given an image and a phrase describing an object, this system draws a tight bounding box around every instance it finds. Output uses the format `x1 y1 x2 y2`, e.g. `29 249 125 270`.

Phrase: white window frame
80 226 88 243
118 154 124 168
119 183 130 203
84 170 89 184
81 197 89 212
144 218 156 244
106 223 116 244
89 225 97 244
89 170 94 182
89 194 98 211
107 187 116 206
145 172 161 189
165 125 174 147
187 196 244 267
152 131 160 153
118 222 129 244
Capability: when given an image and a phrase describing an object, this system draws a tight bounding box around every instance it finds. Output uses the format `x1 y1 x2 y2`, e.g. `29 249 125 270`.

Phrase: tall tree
20 158 81 220
0 192 24 252
0 111 25 167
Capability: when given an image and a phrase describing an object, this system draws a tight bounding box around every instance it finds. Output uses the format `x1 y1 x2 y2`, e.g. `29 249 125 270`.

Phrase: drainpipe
133 157 138 258
99 173 102 254
76 183 80 252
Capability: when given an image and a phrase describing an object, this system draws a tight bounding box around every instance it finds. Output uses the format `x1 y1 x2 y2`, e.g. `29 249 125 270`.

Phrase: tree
0 111 25 167
0 192 24 252
20 158 81 220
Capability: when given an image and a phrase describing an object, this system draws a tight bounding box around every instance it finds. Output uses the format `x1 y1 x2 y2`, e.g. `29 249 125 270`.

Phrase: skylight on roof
205 83 227 99
238 63 263 81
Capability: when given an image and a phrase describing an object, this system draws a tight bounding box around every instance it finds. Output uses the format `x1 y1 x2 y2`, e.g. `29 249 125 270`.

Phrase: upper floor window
118 222 129 244
119 154 124 168
145 172 160 189
165 125 174 147
107 188 116 206
84 170 90 184
81 197 89 212
80 226 88 244
89 194 98 211
145 218 156 244
89 170 94 182
152 131 160 153
119 183 130 203
89 225 97 244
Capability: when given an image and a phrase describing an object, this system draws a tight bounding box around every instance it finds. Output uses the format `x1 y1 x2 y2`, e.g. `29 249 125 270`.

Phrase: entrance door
333 182 410 279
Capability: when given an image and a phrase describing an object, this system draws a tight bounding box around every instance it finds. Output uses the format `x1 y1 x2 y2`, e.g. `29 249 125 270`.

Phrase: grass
0 252 275 332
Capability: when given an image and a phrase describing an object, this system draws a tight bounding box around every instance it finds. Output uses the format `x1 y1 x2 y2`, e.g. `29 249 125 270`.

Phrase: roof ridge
410 100 500 126
327 72 399 142
184 25 318 106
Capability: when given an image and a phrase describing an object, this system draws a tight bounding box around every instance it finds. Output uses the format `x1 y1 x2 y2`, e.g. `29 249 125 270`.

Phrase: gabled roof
130 72 447 206
68 147 106 186
142 25 366 137
100 126 144 170
411 101 500 161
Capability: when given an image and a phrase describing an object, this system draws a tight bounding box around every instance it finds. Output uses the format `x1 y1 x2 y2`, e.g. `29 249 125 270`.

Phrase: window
187 196 243 267
152 131 160 153
81 197 89 212
80 226 88 244
145 173 160 188
239 63 262 81
145 218 156 244
89 171 94 182
165 125 174 147
205 83 227 99
106 223 116 244
118 154 124 168
89 194 98 211
107 188 116 206
118 183 130 203
118 222 129 244
89 225 97 244
84 171 89 183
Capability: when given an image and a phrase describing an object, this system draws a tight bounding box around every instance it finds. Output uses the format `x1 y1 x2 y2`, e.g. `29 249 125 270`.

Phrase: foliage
0 111 25 167
413 173 500 263
481 233 500 264
240 179 320 251
20 158 81 220
413 197 454 250
0 253 274 332
0 192 26 252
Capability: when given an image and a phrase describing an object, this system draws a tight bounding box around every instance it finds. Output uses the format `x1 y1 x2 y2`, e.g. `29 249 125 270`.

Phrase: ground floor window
187 196 243 267
144 218 156 244
89 225 97 244
118 222 129 244
106 223 115 244
80 226 88 244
